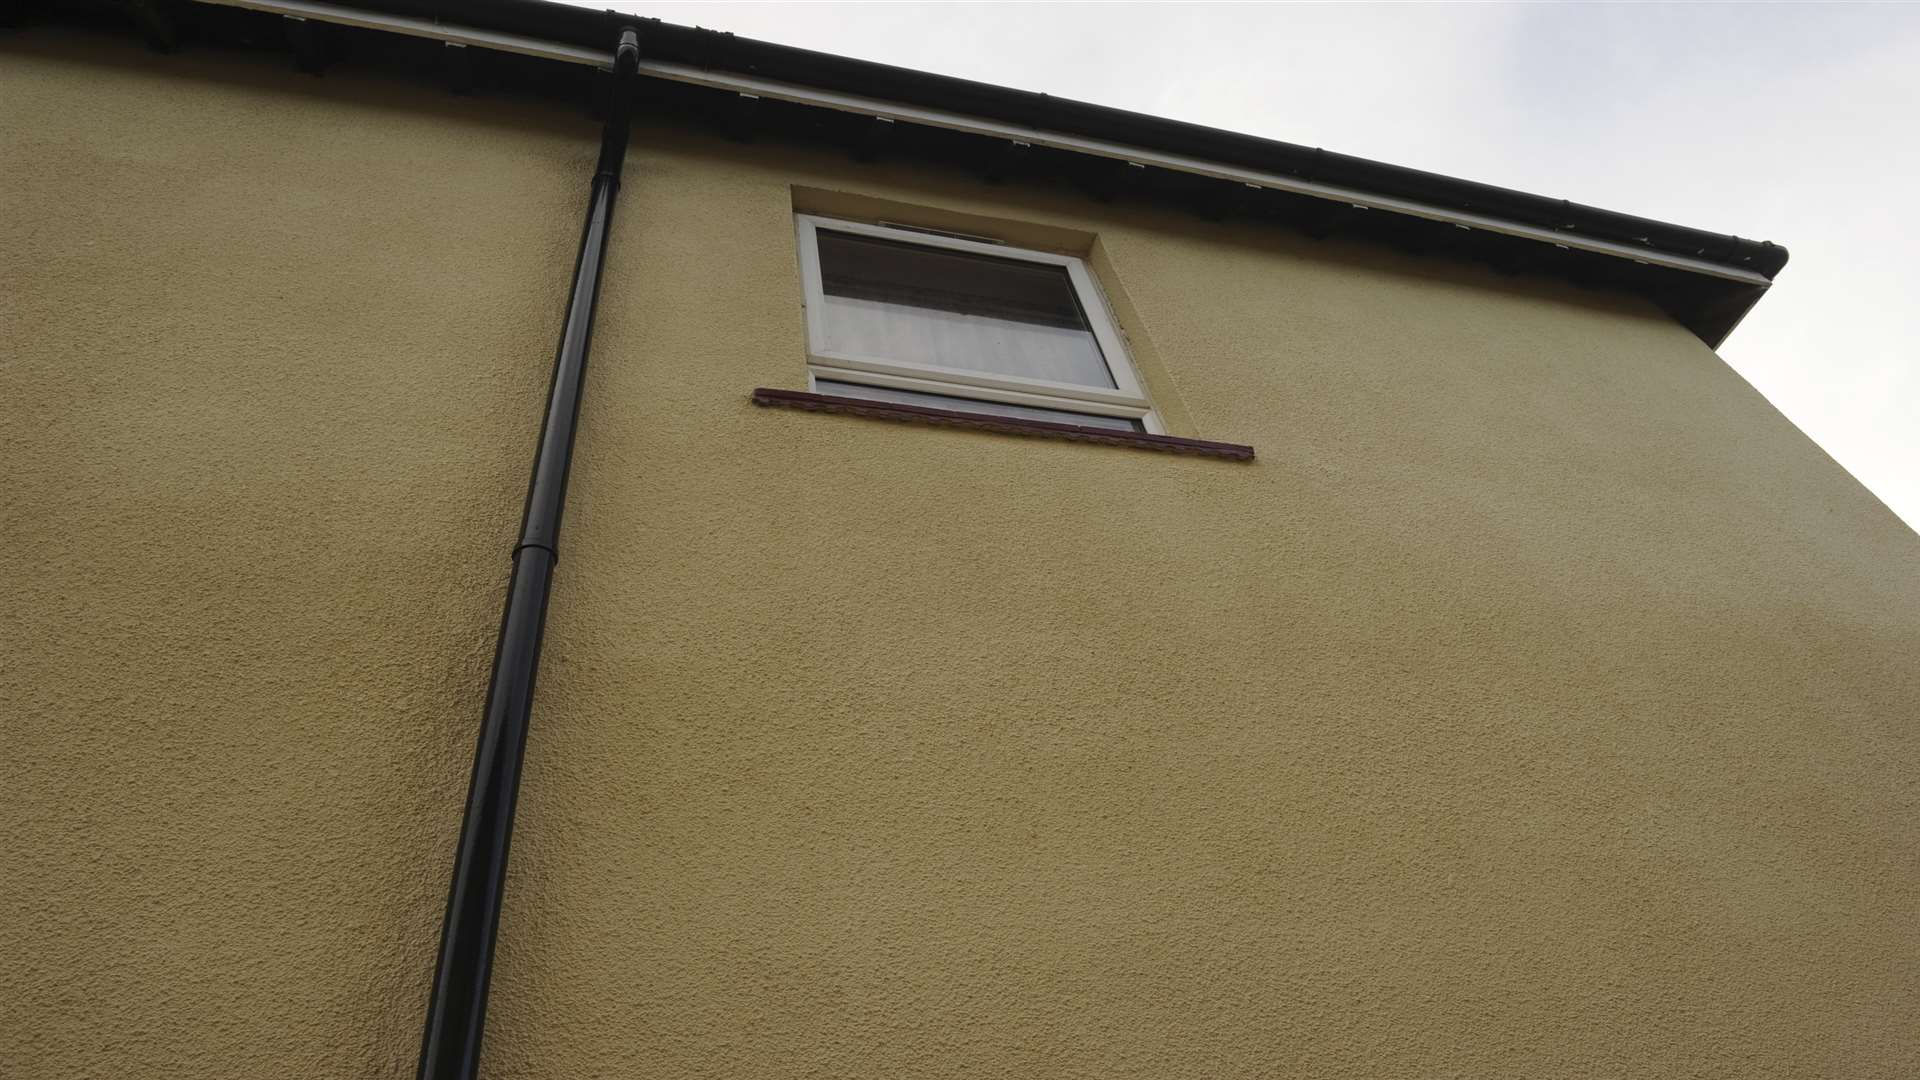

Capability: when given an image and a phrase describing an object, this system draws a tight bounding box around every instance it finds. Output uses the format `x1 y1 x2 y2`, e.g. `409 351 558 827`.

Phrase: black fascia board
354 0 1787 281
27 0 1782 342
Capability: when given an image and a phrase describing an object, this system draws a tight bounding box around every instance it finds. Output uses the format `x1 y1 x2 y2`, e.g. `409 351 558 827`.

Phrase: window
795 215 1162 434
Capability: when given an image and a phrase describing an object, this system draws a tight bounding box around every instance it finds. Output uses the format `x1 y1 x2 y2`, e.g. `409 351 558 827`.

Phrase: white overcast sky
586 1 1919 530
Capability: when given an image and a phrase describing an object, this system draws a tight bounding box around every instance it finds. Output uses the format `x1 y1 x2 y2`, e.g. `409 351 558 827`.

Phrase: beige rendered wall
5 32 1919 1080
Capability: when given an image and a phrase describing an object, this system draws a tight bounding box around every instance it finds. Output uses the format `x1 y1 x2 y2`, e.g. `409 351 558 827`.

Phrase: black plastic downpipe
416 27 640 1080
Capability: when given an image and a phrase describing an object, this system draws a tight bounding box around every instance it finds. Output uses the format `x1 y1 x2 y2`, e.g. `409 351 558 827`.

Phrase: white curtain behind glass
818 295 1113 386
815 231 1116 389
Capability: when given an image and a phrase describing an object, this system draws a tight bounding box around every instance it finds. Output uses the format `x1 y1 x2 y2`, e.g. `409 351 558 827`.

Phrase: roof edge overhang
36 0 1787 346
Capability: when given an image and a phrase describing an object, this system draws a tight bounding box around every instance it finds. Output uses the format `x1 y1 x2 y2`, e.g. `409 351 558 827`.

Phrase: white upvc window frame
795 215 1164 434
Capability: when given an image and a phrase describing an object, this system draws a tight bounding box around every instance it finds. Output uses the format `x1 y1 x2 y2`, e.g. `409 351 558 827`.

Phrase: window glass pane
815 379 1145 432
814 230 1117 390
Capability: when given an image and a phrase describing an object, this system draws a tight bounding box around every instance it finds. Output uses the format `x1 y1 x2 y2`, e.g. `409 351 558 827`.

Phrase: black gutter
415 25 640 1080
353 0 1785 279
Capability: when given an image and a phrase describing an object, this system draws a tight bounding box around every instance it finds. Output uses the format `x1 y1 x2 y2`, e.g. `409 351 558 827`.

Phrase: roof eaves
152 0 1788 344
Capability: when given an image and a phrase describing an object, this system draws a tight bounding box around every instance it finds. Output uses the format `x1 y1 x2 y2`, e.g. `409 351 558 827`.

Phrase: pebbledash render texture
4 3 1917 1080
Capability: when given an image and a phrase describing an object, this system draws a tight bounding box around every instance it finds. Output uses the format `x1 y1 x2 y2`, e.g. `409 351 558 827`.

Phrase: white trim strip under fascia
201 0 614 67
196 0 1771 290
